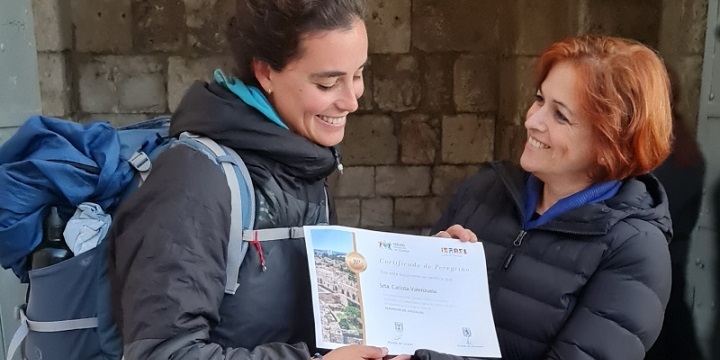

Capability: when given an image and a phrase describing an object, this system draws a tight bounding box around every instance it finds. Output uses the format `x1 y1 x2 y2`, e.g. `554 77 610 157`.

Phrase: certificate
304 225 501 358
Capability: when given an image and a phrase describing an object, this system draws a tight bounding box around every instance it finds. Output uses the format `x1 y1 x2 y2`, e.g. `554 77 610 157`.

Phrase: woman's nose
525 104 547 131
338 84 359 112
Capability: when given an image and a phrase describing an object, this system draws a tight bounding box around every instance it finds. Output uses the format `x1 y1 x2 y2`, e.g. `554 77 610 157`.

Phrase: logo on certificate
377 240 409 252
442 247 468 256
462 327 472 344
394 322 404 340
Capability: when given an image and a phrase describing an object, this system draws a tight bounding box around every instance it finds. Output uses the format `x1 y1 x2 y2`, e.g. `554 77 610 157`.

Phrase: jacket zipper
502 230 527 269
488 163 608 303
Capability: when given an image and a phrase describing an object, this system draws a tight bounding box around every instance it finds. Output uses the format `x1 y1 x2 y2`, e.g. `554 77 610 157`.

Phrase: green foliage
342 305 361 319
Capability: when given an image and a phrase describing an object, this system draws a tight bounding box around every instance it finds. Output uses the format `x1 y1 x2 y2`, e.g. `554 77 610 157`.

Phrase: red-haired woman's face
520 62 598 191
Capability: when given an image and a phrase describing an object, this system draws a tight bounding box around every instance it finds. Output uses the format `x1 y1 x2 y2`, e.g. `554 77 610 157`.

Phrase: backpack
0 115 306 360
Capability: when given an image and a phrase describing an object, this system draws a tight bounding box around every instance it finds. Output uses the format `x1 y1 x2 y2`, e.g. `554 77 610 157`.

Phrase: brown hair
226 0 367 86
536 35 673 181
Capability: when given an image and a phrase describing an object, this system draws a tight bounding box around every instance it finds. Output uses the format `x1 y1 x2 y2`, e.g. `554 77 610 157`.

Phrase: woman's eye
555 111 569 123
317 83 336 91
534 94 544 103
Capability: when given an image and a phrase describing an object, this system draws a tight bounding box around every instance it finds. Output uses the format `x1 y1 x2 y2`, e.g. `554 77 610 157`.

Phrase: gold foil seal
345 251 367 273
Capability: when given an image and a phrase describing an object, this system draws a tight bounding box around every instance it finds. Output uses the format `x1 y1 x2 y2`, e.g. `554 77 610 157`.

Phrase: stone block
184 0 234 53
342 114 398 165
454 54 499 112
361 198 393 227
37 53 71 117
399 114 439 165
582 0 661 48
666 55 704 131
413 0 500 52
31 0 71 51
441 114 495 164
77 113 152 127
499 56 537 126
432 165 481 196
79 56 167 113
494 124 527 162
358 61 375 111
376 166 431 196
421 54 454 112
507 0 580 55
133 0 186 52
326 170 340 194
659 0 708 55
366 0 411 54
332 167 375 198
167 56 234 111
394 197 444 228
372 55 421 112
71 0 132 52
335 199 360 227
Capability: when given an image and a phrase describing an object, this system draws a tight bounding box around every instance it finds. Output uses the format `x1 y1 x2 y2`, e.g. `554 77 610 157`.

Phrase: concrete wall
31 0 708 233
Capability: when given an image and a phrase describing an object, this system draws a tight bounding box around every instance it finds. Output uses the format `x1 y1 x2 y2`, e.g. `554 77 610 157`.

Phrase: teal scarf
213 69 288 130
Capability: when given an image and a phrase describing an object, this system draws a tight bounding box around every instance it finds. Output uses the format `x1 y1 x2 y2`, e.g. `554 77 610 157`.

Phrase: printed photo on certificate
304 225 501 358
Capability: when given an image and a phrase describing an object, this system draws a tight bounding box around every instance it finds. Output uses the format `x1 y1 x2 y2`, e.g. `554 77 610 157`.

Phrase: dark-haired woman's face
262 19 368 147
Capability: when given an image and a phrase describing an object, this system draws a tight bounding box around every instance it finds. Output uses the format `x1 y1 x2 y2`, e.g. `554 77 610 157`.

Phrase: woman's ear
252 59 274 94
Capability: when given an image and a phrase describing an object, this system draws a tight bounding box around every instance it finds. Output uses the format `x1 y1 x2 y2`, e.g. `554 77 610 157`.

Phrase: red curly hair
535 35 673 181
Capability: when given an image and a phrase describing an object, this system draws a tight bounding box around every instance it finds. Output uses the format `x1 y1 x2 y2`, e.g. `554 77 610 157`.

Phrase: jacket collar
169 81 338 181
491 161 671 239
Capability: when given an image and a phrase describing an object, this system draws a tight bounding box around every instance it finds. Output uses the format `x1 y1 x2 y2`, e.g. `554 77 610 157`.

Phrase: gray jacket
108 81 338 359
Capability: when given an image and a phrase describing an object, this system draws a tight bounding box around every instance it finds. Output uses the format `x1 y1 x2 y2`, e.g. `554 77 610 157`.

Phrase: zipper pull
503 253 515 269
513 230 527 247
331 147 344 174
504 230 527 269
252 231 267 272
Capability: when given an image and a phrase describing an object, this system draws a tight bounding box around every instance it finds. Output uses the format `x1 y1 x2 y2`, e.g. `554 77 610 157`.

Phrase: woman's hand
322 345 410 360
434 224 477 243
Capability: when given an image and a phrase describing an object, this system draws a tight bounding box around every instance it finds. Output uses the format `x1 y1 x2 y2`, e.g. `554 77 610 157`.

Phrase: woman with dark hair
423 35 673 360
107 1 409 359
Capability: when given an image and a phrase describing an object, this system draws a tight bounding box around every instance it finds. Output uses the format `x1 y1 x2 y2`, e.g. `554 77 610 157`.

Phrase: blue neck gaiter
523 174 621 230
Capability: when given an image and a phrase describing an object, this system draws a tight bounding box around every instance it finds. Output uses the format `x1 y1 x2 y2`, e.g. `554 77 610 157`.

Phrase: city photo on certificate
308 228 366 346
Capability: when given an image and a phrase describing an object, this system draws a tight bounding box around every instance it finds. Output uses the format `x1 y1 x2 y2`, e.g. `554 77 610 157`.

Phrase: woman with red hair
417 35 673 360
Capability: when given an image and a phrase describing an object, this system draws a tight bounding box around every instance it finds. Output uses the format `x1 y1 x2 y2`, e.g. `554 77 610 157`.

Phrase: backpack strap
7 307 99 360
243 189 329 241
177 133 255 295
243 227 304 241
127 151 153 183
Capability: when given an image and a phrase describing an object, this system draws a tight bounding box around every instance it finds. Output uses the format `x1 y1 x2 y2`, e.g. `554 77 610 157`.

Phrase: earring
267 88 273 94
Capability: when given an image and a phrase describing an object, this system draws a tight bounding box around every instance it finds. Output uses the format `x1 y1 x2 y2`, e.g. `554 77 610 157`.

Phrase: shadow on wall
645 68 706 360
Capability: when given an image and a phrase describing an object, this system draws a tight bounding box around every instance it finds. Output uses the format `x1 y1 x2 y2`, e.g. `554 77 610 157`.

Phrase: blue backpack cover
0 115 257 360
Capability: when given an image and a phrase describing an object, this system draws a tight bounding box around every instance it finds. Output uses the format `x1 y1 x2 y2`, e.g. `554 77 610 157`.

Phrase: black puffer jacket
108 81 338 359
430 161 672 360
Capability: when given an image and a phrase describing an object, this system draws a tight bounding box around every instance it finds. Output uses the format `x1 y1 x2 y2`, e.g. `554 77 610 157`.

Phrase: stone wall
31 0 708 233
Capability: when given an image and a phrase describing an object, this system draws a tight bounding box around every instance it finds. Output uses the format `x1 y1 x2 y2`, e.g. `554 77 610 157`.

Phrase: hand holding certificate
304 226 501 358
